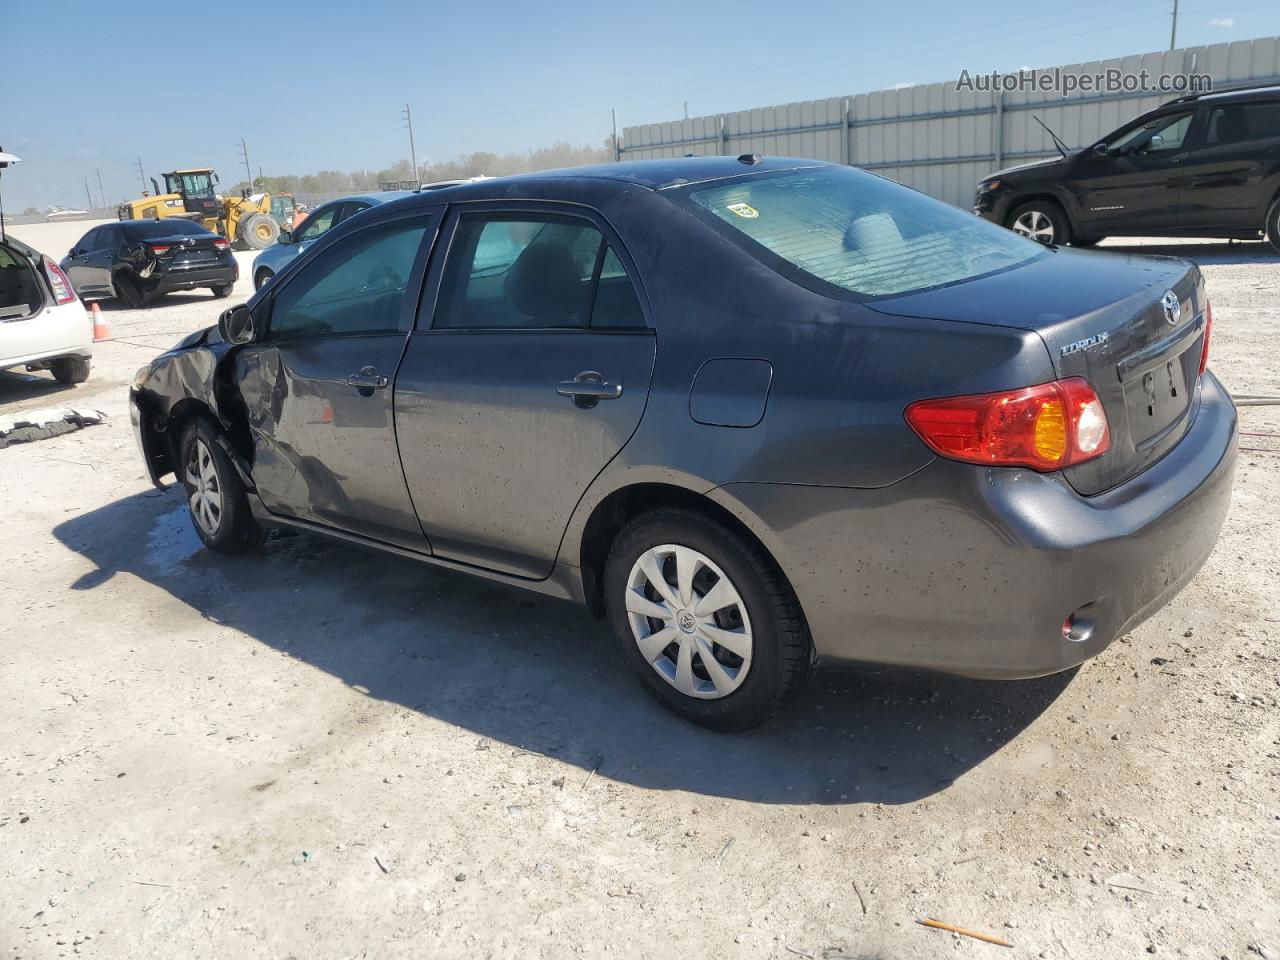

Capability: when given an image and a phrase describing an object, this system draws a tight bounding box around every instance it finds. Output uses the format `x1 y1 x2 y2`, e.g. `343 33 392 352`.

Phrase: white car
0 235 92 384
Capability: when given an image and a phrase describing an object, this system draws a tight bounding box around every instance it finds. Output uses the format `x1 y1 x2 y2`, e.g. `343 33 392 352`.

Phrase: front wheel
1266 198 1280 254
1008 200 1071 246
604 508 814 731
254 268 274 290
178 418 267 554
238 213 280 251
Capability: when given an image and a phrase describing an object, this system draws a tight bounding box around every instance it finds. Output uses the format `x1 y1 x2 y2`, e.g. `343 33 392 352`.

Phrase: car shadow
0 368 71 405
91 291 227 312
1098 238 1279 266
53 487 1075 806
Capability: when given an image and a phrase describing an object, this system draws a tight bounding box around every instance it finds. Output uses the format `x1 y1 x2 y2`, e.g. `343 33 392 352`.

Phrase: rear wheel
210 283 233 298
1009 200 1071 246
1266 198 1280 254
49 356 90 385
177 418 267 554
238 213 280 251
254 268 274 290
604 508 813 731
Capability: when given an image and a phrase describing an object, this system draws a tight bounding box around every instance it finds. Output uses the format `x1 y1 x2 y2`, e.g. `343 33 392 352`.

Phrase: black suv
974 83 1280 249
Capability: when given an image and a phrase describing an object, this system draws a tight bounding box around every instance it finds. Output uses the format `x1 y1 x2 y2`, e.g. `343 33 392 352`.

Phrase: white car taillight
42 256 78 305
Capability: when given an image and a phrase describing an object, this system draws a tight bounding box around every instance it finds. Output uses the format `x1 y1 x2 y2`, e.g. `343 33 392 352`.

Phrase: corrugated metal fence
620 37 1280 208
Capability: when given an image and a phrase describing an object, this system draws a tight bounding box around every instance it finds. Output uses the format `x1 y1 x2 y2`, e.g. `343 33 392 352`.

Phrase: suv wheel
604 508 813 731
1267 198 1280 254
178 418 267 554
1009 201 1071 246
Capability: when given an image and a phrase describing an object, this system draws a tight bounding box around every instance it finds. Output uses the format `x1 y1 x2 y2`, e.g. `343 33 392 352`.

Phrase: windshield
164 172 216 197
675 166 1043 299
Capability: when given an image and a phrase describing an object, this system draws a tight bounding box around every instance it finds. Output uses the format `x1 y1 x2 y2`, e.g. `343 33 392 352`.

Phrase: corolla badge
1060 331 1110 357
1161 290 1181 326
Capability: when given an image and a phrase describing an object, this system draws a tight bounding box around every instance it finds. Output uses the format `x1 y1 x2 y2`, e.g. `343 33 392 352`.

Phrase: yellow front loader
117 169 281 250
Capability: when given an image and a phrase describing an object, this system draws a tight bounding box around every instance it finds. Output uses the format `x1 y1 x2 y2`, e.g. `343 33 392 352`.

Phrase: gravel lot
2 219 1277 960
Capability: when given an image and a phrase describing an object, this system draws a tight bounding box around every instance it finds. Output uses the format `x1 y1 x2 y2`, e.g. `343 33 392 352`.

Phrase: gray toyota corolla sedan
129 156 1237 730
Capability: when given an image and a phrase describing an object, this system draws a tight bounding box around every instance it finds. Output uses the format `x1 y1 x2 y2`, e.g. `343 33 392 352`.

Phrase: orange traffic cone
91 302 111 342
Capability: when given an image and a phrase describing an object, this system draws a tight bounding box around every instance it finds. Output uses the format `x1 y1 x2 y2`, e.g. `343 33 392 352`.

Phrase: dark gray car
129 157 1236 730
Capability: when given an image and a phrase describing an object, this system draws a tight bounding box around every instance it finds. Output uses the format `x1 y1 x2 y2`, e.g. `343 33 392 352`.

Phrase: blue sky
3 0 1278 209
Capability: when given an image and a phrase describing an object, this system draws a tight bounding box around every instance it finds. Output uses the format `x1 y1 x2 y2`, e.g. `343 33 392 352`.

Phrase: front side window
297 204 341 242
434 215 644 329
1109 112 1193 154
270 218 430 340
675 166 1042 299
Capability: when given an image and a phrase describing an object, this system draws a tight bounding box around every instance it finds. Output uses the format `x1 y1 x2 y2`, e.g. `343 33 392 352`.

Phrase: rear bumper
720 372 1237 678
153 259 237 293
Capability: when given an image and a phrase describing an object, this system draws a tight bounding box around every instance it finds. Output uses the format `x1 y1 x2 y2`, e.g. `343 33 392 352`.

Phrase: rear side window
270 218 430 340
1206 101 1280 146
434 215 644 329
297 205 341 241
677 166 1041 299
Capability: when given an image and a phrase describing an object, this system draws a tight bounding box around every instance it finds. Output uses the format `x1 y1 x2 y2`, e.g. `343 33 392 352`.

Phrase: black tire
177 418 267 554
238 213 280 251
210 283 234 298
1266 197 1280 254
115 273 151 309
1008 200 1072 246
49 356 91 385
604 508 814 732
254 268 274 290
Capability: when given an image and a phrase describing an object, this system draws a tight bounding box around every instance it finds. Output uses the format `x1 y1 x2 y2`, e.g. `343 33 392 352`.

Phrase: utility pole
683 100 689 120
612 108 620 162
83 177 94 212
238 138 253 192
402 104 419 185
95 169 107 208
135 157 147 195
1170 0 1178 50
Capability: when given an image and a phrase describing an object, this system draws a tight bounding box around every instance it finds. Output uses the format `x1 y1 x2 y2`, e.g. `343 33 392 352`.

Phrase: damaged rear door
232 209 441 550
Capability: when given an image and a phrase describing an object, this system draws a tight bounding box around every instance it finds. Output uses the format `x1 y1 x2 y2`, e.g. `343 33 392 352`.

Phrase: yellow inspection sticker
726 201 759 219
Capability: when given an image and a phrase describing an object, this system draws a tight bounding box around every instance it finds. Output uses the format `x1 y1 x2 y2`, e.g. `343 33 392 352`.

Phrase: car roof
315 191 414 209
385 156 824 202
1167 82 1280 107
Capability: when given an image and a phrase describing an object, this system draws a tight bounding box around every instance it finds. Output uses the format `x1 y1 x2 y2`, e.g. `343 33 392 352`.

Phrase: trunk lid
869 248 1208 495
144 232 222 267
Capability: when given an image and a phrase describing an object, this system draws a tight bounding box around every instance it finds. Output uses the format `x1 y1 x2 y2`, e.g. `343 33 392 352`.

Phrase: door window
1109 112 1192 155
337 201 372 224
269 218 430 340
434 214 645 330
297 204 342 242
1206 101 1280 146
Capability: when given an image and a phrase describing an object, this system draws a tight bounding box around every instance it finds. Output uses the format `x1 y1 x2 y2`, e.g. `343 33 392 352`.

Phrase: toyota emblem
1161 290 1181 326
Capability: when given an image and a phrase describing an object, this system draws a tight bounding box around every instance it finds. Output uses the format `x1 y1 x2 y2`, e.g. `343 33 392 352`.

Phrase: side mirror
277 229 293 244
1092 143 1111 158
69 248 79 257
218 304 256 345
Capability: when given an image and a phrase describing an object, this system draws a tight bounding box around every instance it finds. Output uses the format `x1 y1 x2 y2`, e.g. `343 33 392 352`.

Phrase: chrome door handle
347 365 389 395
557 371 622 408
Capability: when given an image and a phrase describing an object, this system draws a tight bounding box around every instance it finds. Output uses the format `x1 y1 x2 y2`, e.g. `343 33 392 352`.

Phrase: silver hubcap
1013 209 1056 244
625 544 753 700
185 438 223 537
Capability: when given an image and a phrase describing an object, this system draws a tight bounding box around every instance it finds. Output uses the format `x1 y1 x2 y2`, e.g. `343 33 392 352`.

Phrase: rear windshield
122 219 211 240
675 166 1042 299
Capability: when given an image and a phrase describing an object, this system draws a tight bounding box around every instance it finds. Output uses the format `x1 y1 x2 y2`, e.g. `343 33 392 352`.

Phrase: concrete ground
1 220 1277 960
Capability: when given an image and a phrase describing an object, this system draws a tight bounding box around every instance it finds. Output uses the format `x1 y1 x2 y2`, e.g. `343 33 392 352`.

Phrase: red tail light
905 377 1110 472
147 243 171 256
42 256 78 305
212 237 229 252
1199 301 1212 377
